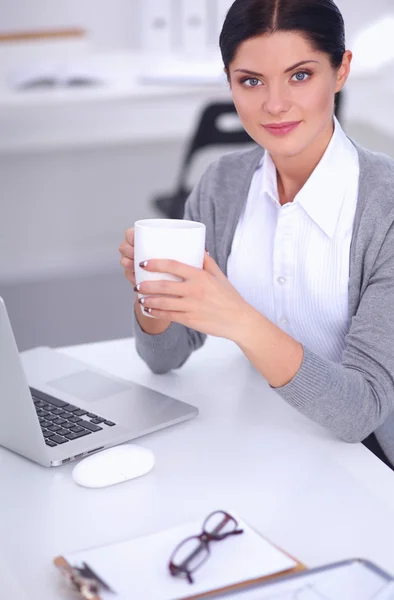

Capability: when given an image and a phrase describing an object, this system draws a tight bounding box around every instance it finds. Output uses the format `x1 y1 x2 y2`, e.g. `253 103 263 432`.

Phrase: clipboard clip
55 557 115 600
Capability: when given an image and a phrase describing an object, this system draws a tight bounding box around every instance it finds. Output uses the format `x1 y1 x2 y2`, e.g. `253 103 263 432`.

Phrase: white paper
64 516 296 600
141 0 173 52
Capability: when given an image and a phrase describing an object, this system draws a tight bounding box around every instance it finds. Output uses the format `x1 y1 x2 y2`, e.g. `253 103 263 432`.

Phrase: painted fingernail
139 297 145 304
134 284 140 292
139 261 148 268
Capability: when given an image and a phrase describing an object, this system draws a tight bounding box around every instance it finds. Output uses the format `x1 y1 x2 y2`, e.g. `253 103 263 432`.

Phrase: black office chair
153 102 254 219
154 92 344 219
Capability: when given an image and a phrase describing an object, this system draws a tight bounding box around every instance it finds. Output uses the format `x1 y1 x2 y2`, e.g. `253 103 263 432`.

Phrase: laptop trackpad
47 369 130 401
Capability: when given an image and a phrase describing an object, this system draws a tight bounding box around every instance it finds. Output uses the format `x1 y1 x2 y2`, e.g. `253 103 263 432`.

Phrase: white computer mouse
72 444 155 488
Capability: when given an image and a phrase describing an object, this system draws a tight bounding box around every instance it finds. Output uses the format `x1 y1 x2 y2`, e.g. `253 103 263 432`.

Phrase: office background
0 0 393 351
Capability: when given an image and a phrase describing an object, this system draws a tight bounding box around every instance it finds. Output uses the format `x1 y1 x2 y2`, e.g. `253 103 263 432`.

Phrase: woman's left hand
135 252 252 342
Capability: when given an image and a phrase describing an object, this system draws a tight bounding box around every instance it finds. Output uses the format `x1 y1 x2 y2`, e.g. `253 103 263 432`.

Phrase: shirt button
281 318 288 325
277 277 286 285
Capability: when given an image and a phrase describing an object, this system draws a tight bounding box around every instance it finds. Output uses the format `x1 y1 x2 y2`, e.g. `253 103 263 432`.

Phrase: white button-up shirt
227 118 360 362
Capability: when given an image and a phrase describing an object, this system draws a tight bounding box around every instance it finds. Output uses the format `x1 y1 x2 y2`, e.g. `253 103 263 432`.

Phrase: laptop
0 296 198 467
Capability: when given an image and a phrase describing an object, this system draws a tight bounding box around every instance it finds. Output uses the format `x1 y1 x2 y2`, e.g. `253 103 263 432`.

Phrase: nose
263 84 290 116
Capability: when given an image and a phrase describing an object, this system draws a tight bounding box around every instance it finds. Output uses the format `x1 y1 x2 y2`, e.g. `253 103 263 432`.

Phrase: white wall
0 140 183 283
1 0 392 51
336 0 393 45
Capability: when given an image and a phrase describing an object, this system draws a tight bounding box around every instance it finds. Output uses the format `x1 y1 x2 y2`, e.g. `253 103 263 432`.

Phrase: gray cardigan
133 141 394 465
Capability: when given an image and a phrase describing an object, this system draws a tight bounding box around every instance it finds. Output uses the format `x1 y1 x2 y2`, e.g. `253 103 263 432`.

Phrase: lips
262 121 301 136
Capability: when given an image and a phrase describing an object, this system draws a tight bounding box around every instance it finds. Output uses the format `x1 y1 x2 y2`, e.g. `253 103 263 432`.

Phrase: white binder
141 0 173 52
180 0 208 54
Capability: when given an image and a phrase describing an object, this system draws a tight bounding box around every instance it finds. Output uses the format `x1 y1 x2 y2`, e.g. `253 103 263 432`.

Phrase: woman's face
228 31 351 159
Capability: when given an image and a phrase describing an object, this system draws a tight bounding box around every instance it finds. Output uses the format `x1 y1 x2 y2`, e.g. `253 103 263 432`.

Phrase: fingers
120 256 136 286
134 279 187 296
125 228 134 245
119 228 135 259
139 258 199 279
119 241 134 261
120 256 133 270
203 252 226 279
120 228 136 286
139 295 185 312
139 255 225 281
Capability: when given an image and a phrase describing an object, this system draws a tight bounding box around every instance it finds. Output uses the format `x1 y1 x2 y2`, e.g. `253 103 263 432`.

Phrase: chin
258 135 308 158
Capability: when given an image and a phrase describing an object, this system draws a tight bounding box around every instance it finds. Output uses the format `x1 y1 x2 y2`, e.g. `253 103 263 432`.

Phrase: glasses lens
172 537 209 572
203 511 237 539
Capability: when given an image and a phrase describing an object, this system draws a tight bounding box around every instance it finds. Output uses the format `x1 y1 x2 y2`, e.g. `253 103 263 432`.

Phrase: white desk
1 336 394 599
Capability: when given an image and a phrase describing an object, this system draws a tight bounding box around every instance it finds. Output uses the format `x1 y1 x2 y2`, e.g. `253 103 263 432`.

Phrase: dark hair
219 0 346 72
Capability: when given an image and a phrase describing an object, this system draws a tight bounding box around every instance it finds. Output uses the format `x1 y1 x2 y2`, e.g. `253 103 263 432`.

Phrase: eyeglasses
168 510 244 584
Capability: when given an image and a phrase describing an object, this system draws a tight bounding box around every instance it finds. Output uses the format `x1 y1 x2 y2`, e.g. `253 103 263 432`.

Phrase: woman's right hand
119 228 136 287
119 227 172 334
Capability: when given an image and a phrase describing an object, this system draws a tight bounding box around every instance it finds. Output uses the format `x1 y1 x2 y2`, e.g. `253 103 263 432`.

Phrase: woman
119 0 394 468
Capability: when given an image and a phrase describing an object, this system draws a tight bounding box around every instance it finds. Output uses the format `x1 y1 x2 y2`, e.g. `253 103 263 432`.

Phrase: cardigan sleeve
275 221 394 443
131 172 209 374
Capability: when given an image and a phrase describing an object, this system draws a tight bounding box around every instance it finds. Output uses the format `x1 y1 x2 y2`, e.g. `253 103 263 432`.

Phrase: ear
335 50 352 93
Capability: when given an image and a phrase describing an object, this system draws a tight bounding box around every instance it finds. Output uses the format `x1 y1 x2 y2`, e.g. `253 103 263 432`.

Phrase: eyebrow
233 60 319 77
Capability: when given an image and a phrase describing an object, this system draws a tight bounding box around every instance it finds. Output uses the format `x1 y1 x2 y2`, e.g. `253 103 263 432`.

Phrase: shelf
0 45 230 152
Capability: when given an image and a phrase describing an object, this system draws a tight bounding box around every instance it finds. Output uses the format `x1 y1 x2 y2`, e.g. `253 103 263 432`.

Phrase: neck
271 118 335 205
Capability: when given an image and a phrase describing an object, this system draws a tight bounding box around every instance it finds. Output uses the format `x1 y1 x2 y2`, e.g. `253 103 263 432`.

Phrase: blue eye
242 77 262 87
292 71 310 82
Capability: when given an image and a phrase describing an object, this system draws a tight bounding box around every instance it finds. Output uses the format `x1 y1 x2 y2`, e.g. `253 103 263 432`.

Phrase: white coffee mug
134 219 206 318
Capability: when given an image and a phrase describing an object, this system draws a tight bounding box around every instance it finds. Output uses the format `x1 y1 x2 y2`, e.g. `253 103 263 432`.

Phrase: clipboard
54 553 304 600
54 556 114 600
53 516 305 600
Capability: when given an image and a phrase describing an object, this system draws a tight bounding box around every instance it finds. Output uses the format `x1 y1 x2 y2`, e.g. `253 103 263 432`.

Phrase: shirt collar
260 149 279 204
260 117 358 238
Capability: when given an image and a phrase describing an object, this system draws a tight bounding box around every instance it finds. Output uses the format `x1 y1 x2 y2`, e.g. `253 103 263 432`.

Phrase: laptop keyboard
30 387 117 448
